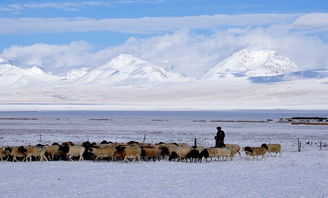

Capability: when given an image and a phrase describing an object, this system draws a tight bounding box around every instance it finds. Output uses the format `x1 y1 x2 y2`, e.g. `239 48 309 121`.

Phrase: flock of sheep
0 140 282 163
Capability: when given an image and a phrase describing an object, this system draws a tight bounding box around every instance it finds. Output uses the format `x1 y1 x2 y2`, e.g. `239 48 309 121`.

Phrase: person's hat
216 126 221 130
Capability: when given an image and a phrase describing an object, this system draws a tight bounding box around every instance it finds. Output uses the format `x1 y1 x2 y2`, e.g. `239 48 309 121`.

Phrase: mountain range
1 49 328 109
1 49 323 88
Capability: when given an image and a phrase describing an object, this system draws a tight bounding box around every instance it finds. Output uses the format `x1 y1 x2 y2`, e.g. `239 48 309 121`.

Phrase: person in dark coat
215 126 225 148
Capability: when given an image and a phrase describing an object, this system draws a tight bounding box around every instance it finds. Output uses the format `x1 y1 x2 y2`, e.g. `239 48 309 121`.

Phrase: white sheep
61 145 85 161
123 147 141 162
261 143 281 156
22 145 48 162
45 145 65 160
199 147 232 162
5 146 26 162
89 146 116 161
225 144 241 158
243 145 268 160
141 147 162 161
169 146 193 162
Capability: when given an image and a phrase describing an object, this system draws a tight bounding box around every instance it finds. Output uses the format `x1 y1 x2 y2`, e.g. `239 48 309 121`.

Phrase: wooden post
297 138 301 152
194 138 197 147
320 142 322 150
39 133 42 143
143 134 147 143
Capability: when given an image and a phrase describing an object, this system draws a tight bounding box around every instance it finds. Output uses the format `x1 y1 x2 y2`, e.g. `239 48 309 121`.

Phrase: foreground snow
0 151 327 198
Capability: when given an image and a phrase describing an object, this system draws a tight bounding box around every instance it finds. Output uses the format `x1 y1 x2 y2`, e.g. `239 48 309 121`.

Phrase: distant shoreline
0 103 328 111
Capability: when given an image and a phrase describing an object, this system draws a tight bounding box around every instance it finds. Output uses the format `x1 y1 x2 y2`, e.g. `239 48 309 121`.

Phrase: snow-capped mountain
65 68 89 81
202 49 299 79
0 51 328 109
0 50 321 91
0 60 59 88
77 54 186 84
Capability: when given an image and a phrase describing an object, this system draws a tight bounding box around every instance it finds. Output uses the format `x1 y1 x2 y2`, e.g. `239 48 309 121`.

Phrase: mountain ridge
0 50 322 89
76 54 186 84
202 49 299 79
0 61 59 88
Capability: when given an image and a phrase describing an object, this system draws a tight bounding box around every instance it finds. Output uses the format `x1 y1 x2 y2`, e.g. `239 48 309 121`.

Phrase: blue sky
0 0 328 76
1 0 327 50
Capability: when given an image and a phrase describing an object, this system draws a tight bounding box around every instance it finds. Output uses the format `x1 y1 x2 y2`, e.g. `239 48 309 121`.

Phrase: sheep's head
169 152 178 161
18 146 27 153
115 145 126 152
261 144 269 150
36 144 44 148
82 141 92 149
186 149 200 158
199 149 209 159
127 141 139 145
243 147 253 153
59 145 69 153
4 147 12 153
160 147 169 157
100 140 108 144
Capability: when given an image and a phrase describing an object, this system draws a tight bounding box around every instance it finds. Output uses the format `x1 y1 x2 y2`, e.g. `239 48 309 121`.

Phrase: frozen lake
0 110 327 150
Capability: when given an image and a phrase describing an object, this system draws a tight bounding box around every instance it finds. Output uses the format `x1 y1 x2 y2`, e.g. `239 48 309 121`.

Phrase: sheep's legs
41 155 48 161
79 155 83 161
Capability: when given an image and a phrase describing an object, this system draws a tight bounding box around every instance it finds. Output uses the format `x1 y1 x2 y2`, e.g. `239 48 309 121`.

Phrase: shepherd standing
215 126 225 148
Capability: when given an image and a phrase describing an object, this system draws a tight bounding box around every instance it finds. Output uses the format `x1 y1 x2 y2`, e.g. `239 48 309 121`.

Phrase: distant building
291 117 327 122
278 117 328 125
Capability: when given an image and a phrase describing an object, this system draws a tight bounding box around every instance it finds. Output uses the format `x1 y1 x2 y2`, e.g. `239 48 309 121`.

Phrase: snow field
0 111 328 197
0 150 327 198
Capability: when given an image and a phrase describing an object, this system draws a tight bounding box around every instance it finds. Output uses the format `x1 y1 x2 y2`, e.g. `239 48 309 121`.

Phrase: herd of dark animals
0 127 282 162
2 141 207 162
0 140 281 162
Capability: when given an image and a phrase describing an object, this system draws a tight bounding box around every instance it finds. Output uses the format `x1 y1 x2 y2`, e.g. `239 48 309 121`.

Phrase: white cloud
2 13 328 35
0 1 110 12
293 13 328 29
0 41 102 72
0 14 299 34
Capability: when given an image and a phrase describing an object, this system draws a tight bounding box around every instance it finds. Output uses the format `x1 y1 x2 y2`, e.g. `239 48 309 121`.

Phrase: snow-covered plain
0 110 328 198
